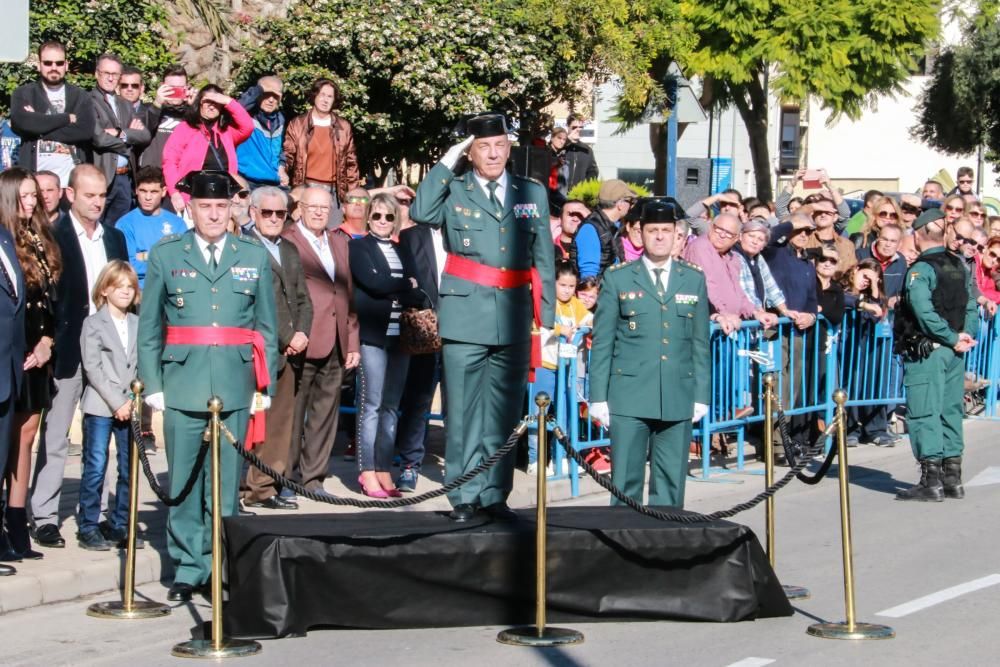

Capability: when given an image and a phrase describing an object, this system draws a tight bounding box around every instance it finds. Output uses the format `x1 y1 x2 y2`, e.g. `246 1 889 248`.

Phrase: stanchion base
171 638 262 659
87 600 172 619
497 626 584 647
782 585 811 600
807 621 895 640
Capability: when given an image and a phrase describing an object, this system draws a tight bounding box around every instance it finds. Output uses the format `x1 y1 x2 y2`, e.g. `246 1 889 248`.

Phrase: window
685 168 700 186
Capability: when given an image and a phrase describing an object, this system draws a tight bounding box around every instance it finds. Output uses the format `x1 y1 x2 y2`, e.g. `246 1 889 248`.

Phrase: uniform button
661 305 667 311
500 227 506 233
687 313 693 318
464 224 469 229
212 322 219 327
661 355 667 360
212 304 219 310
175 288 182 294
500 246 506 252
663 323 669 329
211 287 218 293
500 267 506 271
244 289 250 294
662 338 668 344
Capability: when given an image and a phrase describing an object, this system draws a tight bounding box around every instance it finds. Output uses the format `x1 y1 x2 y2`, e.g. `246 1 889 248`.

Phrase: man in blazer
30 165 128 549
89 54 150 226
588 201 710 508
0 225 26 576
283 186 359 493
243 187 313 509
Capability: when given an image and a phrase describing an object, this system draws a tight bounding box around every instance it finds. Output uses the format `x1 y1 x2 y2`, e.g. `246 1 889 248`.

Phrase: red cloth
165 325 269 448
443 253 544 379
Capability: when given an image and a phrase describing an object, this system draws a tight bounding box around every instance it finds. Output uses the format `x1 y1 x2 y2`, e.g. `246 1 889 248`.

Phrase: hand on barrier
589 401 610 429
441 136 475 170
145 392 165 412
250 394 271 415
692 402 709 423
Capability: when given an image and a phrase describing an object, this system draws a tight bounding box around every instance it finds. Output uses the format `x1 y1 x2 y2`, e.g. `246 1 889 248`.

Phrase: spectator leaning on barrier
576 179 636 279
734 219 791 318
804 194 856 278
975 237 1000 305
236 75 288 190
856 222 907 305
683 212 778 334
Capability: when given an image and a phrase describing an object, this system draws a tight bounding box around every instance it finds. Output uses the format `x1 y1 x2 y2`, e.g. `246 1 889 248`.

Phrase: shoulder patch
608 260 635 272
237 234 262 247
678 259 703 273
512 174 545 188
153 233 182 247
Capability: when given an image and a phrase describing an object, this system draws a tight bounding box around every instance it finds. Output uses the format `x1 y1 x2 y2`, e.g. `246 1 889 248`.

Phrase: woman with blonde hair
851 195 903 249
941 193 968 224
0 168 62 562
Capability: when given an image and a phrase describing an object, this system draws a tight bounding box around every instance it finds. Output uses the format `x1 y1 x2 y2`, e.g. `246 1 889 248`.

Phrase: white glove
441 135 474 170
249 394 271 415
144 392 165 412
589 401 611 429
692 402 709 423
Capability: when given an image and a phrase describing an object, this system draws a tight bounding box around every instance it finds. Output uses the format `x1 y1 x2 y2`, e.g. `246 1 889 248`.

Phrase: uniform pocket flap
161 345 191 362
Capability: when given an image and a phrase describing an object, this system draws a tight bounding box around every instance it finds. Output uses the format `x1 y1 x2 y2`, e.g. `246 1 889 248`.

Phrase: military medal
463 238 471 247
628 321 636 330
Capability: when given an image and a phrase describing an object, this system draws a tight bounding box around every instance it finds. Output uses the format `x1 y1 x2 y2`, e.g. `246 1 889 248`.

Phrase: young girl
528 261 594 473
77 261 140 550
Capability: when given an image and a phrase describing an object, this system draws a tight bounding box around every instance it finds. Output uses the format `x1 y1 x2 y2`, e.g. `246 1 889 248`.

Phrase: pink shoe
358 475 389 499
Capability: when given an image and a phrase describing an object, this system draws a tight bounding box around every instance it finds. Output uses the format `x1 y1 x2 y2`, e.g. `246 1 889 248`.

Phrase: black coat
0 227 26 404
348 234 424 348
52 213 128 379
10 81 95 172
398 225 440 309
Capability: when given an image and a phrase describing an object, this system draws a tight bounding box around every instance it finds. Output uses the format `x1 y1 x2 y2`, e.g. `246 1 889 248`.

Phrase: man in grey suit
89 53 150 226
0 226 26 576
242 187 313 509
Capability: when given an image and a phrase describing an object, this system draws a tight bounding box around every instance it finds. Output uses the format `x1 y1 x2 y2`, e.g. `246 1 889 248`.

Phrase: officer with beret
410 113 555 522
588 201 710 507
894 208 978 502
138 170 278 600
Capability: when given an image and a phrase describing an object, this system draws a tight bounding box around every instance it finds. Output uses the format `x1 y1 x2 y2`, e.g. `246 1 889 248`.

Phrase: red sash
165 326 269 448
443 254 544 379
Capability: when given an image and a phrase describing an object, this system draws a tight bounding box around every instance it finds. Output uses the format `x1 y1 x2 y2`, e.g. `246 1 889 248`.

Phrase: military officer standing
410 113 555 522
894 209 978 502
588 201 710 507
138 171 278 601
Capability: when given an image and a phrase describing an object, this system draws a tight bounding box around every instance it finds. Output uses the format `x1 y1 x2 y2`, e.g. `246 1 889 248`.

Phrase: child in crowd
528 261 594 474
117 166 186 289
576 276 599 313
76 261 141 551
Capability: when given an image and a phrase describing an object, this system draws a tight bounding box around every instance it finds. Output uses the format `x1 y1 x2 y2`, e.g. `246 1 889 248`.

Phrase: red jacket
162 100 253 196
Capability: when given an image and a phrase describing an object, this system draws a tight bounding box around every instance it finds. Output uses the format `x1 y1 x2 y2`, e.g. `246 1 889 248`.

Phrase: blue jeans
357 340 410 472
527 368 557 464
394 352 440 471
77 414 130 534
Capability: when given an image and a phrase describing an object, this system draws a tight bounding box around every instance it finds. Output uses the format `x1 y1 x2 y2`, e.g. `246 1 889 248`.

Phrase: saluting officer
410 113 555 522
138 170 278 601
588 201 710 507
894 209 978 502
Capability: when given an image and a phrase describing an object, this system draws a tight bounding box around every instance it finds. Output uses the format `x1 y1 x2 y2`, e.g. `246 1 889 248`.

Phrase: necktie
208 243 218 271
487 180 500 207
653 268 664 291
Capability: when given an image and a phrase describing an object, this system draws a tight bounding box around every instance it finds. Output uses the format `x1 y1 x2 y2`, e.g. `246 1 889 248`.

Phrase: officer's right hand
441 136 475 170
589 402 611 429
145 392 165 412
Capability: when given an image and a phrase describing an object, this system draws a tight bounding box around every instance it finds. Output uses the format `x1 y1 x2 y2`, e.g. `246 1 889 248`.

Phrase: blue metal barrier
966 310 1000 418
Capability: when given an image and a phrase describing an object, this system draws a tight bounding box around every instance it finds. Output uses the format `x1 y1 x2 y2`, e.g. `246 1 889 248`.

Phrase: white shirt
0 238 18 298
297 221 336 281
430 227 446 285
110 311 129 352
71 213 108 315
473 170 508 207
641 255 672 293
194 231 226 268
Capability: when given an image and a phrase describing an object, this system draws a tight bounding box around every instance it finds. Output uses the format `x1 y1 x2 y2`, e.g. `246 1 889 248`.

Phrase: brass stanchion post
88 380 171 619
762 374 809 600
807 389 894 640
497 393 584 647
172 397 261 658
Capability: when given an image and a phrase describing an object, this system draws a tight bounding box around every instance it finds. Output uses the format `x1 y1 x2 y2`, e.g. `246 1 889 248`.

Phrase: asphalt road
2 420 998 667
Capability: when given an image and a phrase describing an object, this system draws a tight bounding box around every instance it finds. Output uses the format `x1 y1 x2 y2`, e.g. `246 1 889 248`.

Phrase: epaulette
512 173 545 188
677 259 703 273
153 233 183 247
607 260 635 272
237 233 262 247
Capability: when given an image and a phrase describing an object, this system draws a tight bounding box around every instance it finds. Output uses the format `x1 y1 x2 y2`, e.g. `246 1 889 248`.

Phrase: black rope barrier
771 395 839 484
131 412 208 507
219 419 530 509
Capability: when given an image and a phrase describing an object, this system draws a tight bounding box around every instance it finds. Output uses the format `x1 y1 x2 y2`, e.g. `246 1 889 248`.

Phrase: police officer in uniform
410 113 555 522
138 171 278 600
894 209 978 502
588 201 710 507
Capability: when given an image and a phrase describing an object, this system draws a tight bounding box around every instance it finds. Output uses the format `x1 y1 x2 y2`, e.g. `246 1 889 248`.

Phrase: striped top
374 236 404 337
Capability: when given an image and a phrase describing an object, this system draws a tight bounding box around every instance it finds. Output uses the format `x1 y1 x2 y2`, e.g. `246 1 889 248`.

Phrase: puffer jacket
283 112 361 201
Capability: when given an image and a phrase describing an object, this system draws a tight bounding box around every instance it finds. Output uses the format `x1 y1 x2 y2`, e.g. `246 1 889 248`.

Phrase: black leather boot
5 507 43 560
896 458 944 502
942 457 965 499
0 501 20 562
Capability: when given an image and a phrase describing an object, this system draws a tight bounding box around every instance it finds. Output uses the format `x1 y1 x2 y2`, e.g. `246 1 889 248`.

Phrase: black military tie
487 180 500 208
208 243 219 271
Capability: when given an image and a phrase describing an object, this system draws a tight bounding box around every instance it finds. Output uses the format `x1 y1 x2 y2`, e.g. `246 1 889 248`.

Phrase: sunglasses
945 205 965 213
877 210 899 220
119 83 142 90
988 251 1000 261
791 227 813 236
812 209 836 218
817 257 838 265
566 212 585 220
900 203 922 215
958 179 974 184
257 208 287 219
718 201 740 210
569 124 583 130
235 190 250 199
370 212 395 222
969 210 985 218
260 92 282 100
347 196 370 205
41 60 66 67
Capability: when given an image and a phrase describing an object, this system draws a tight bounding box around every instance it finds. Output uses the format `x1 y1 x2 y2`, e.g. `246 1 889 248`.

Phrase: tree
621 0 940 202
0 0 174 112
234 0 601 180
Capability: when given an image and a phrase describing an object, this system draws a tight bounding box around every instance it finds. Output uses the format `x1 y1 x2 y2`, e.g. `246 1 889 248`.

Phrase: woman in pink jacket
162 84 254 212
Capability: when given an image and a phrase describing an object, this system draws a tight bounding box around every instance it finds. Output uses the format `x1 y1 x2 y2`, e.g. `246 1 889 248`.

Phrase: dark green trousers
441 340 528 507
609 415 691 507
164 407 247 586
904 346 965 461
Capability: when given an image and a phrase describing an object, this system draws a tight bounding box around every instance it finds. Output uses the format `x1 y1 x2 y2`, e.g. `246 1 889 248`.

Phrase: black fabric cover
223 507 793 639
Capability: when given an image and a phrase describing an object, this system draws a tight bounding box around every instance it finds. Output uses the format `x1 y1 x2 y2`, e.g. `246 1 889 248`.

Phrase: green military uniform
589 257 710 507
900 247 977 463
138 229 278 586
411 160 555 510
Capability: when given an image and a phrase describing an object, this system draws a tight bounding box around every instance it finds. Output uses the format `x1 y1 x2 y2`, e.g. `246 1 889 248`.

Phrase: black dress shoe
167 582 195 602
448 503 478 522
482 503 518 522
238 501 256 517
32 524 65 548
0 563 15 576
101 524 146 550
247 495 299 510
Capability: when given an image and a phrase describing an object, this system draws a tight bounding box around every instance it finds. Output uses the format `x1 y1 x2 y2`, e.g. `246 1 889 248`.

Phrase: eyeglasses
958 179 974 184
711 225 738 240
346 196 370 205
41 60 65 67
969 210 985 219
119 83 142 90
900 203 922 215
304 204 331 213
370 212 395 222
876 210 899 220
945 205 965 213
257 208 287 219
96 70 121 79
235 190 250 199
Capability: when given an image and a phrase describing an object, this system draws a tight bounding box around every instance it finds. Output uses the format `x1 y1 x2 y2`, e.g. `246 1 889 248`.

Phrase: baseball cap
598 179 637 203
